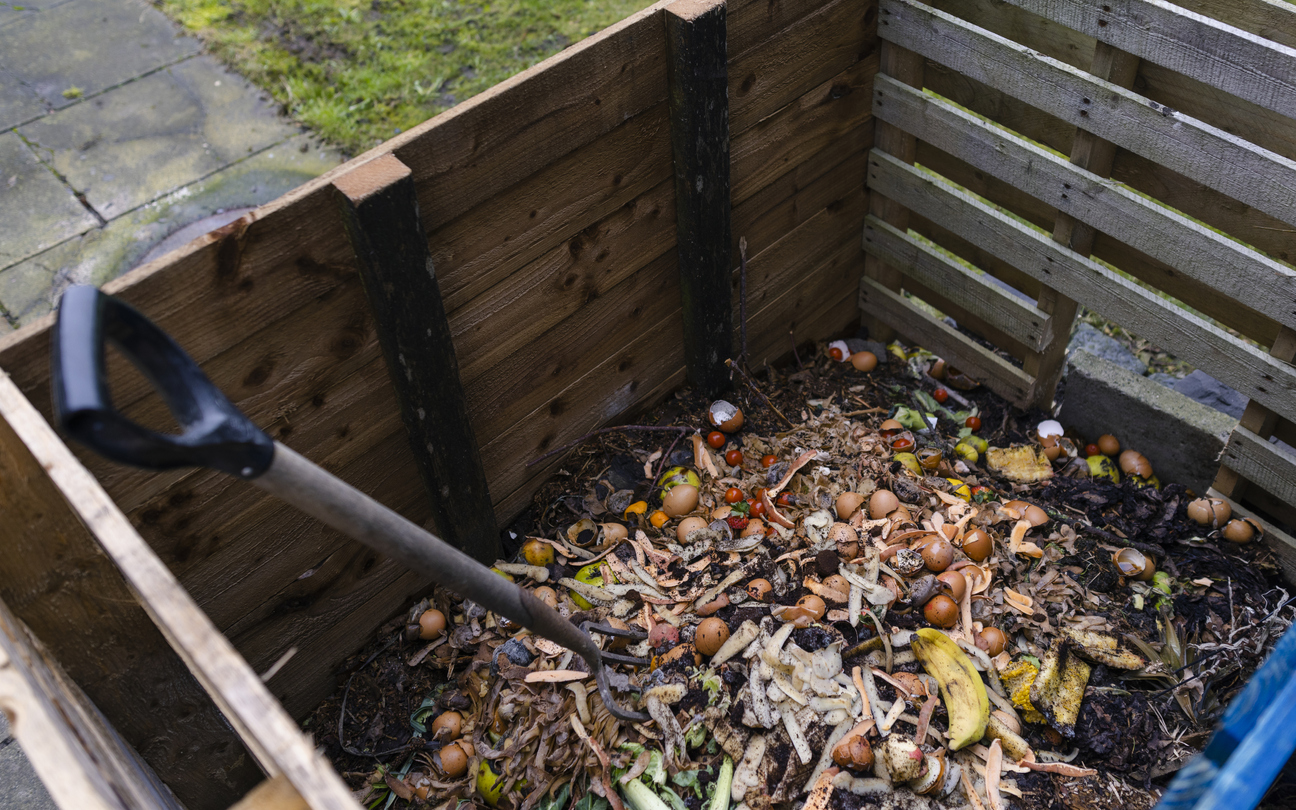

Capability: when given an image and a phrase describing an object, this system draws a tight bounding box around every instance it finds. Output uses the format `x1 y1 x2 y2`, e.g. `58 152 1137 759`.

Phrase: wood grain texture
386 1 672 235
731 54 876 206
874 75 1296 333
868 149 1296 422
0 374 362 810
881 0 1296 228
667 0 734 396
1002 0 1296 121
0 597 182 810
1213 327 1296 501
1221 426 1296 507
230 774 311 810
862 216 1049 351
858 276 1033 404
728 0 877 135
1172 0 1296 49
335 155 498 562
431 104 673 315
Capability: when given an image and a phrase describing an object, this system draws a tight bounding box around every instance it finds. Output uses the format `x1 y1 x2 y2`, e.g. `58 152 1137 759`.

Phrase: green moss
156 0 657 155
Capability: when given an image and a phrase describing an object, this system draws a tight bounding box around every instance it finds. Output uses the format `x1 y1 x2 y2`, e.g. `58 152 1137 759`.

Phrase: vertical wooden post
1214 326 1296 501
1026 42 1141 409
666 0 733 398
862 38 924 342
333 154 500 565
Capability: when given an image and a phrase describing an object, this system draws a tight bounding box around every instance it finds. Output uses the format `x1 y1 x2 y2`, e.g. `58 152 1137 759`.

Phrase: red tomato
748 499 766 518
707 431 726 449
965 416 982 432
829 347 845 361
724 449 744 467
776 492 795 507
724 487 743 504
933 388 949 403
761 454 778 468
891 436 914 451
1085 443 1101 457
754 488 769 501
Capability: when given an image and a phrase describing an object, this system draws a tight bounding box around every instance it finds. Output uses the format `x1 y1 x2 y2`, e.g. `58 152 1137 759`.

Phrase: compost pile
307 342 1296 810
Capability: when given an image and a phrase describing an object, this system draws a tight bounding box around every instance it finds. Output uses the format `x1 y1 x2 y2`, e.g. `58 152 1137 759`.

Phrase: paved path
0 0 341 330
0 0 340 804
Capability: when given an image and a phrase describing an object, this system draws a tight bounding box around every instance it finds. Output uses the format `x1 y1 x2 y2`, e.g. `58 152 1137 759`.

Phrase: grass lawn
157 0 657 155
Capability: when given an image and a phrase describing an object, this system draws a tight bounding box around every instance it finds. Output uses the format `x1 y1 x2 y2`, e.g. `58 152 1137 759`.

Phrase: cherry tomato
761 454 778 468
829 347 845 361
724 487 743 504
724 449 744 467
933 388 949 403
1085 443 1101 457
748 499 766 518
707 431 726 449
754 488 769 501
965 416 982 432
777 492 795 507
891 436 914 451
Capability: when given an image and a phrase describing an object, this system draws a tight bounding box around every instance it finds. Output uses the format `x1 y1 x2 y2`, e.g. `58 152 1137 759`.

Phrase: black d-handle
52 285 274 479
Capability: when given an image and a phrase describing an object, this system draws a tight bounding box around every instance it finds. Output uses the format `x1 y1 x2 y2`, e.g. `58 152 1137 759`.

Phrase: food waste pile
307 342 1296 810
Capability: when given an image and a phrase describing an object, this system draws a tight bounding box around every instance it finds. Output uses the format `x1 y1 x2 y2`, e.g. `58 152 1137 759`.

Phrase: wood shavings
526 670 590 683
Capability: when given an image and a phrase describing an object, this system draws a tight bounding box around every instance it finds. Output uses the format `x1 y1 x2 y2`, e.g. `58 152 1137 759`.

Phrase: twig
527 425 691 467
654 430 687 480
790 329 802 370
725 358 794 428
739 237 749 368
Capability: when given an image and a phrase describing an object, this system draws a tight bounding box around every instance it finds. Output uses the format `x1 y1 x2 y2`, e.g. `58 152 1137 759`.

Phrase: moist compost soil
303 344 1295 810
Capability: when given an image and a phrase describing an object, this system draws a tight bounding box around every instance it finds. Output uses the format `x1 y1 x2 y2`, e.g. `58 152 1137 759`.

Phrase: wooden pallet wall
861 0 1296 578
0 0 876 789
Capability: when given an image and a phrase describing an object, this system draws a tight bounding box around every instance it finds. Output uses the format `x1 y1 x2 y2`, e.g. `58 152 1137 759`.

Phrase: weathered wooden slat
1173 0 1296 49
334 154 498 563
897 274 1034 362
879 0 1296 229
858 276 1034 405
667 0 734 397
728 0 876 135
0 596 182 810
229 774 311 810
1214 327 1296 502
868 149 1296 422
1220 426 1296 507
862 216 1049 351
731 54 876 206
874 74 1296 333
389 1 672 235
1002 0 1296 122
0 375 358 810
431 104 673 315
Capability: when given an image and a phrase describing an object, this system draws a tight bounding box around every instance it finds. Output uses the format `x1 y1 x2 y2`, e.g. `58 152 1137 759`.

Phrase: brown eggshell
879 419 904 436
708 400 745 433
676 515 710 543
796 594 826 621
979 627 1007 657
747 578 773 602
697 593 729 616
832 733 875 770
930 359 947 380
961 529 993 562
662 484 699 517
659 643 702 667
431 711 462 740
437 741 470 778
851 351 878 372
649 623 679 648
869 490 899 519
419 608 447 640
936 570 966 601
1119 450 1152 477
695 618 731 657
741 518 767 538
532 586 558 607
827 522 859 549
924 595 959 628
1097 434 1121 456
823 574 851 601
836 492 867 520
921 538 954 572
1223 518 1260 544
1187 498 1231 528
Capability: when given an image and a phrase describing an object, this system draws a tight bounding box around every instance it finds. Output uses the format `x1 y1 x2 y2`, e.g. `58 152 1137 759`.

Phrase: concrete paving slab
0 0 71 29
0 66 46 129
0 0 199 108
18 55 300 220
0 714 56 810
0 130 99 268
0 134 341 323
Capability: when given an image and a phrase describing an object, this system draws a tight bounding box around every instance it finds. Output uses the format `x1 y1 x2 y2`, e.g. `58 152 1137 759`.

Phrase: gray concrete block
19 56 300 220
0 720 57 810
0 65 45 129
0 0 199 108
1058 349 1237 494
0 131 98 269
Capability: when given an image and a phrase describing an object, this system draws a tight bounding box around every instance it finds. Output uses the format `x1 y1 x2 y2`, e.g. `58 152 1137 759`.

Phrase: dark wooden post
333 154 500 565
666 0 733 398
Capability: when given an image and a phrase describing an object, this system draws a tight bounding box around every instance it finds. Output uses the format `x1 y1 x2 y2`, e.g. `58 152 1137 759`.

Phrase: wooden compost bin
0 0 875 807
3 0 1296 807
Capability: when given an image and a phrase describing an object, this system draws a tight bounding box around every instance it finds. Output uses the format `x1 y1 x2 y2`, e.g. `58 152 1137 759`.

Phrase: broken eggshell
1112 547 1156 581
708 400 745 433
1187 497 1232 528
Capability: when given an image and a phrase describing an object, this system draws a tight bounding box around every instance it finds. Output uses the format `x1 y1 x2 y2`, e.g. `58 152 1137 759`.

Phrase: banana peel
987 445 1053 483
1030 639 1092 737
1061 628 1146 670
1086 455 1121 484
998 660 1046 725
911 628 989 750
